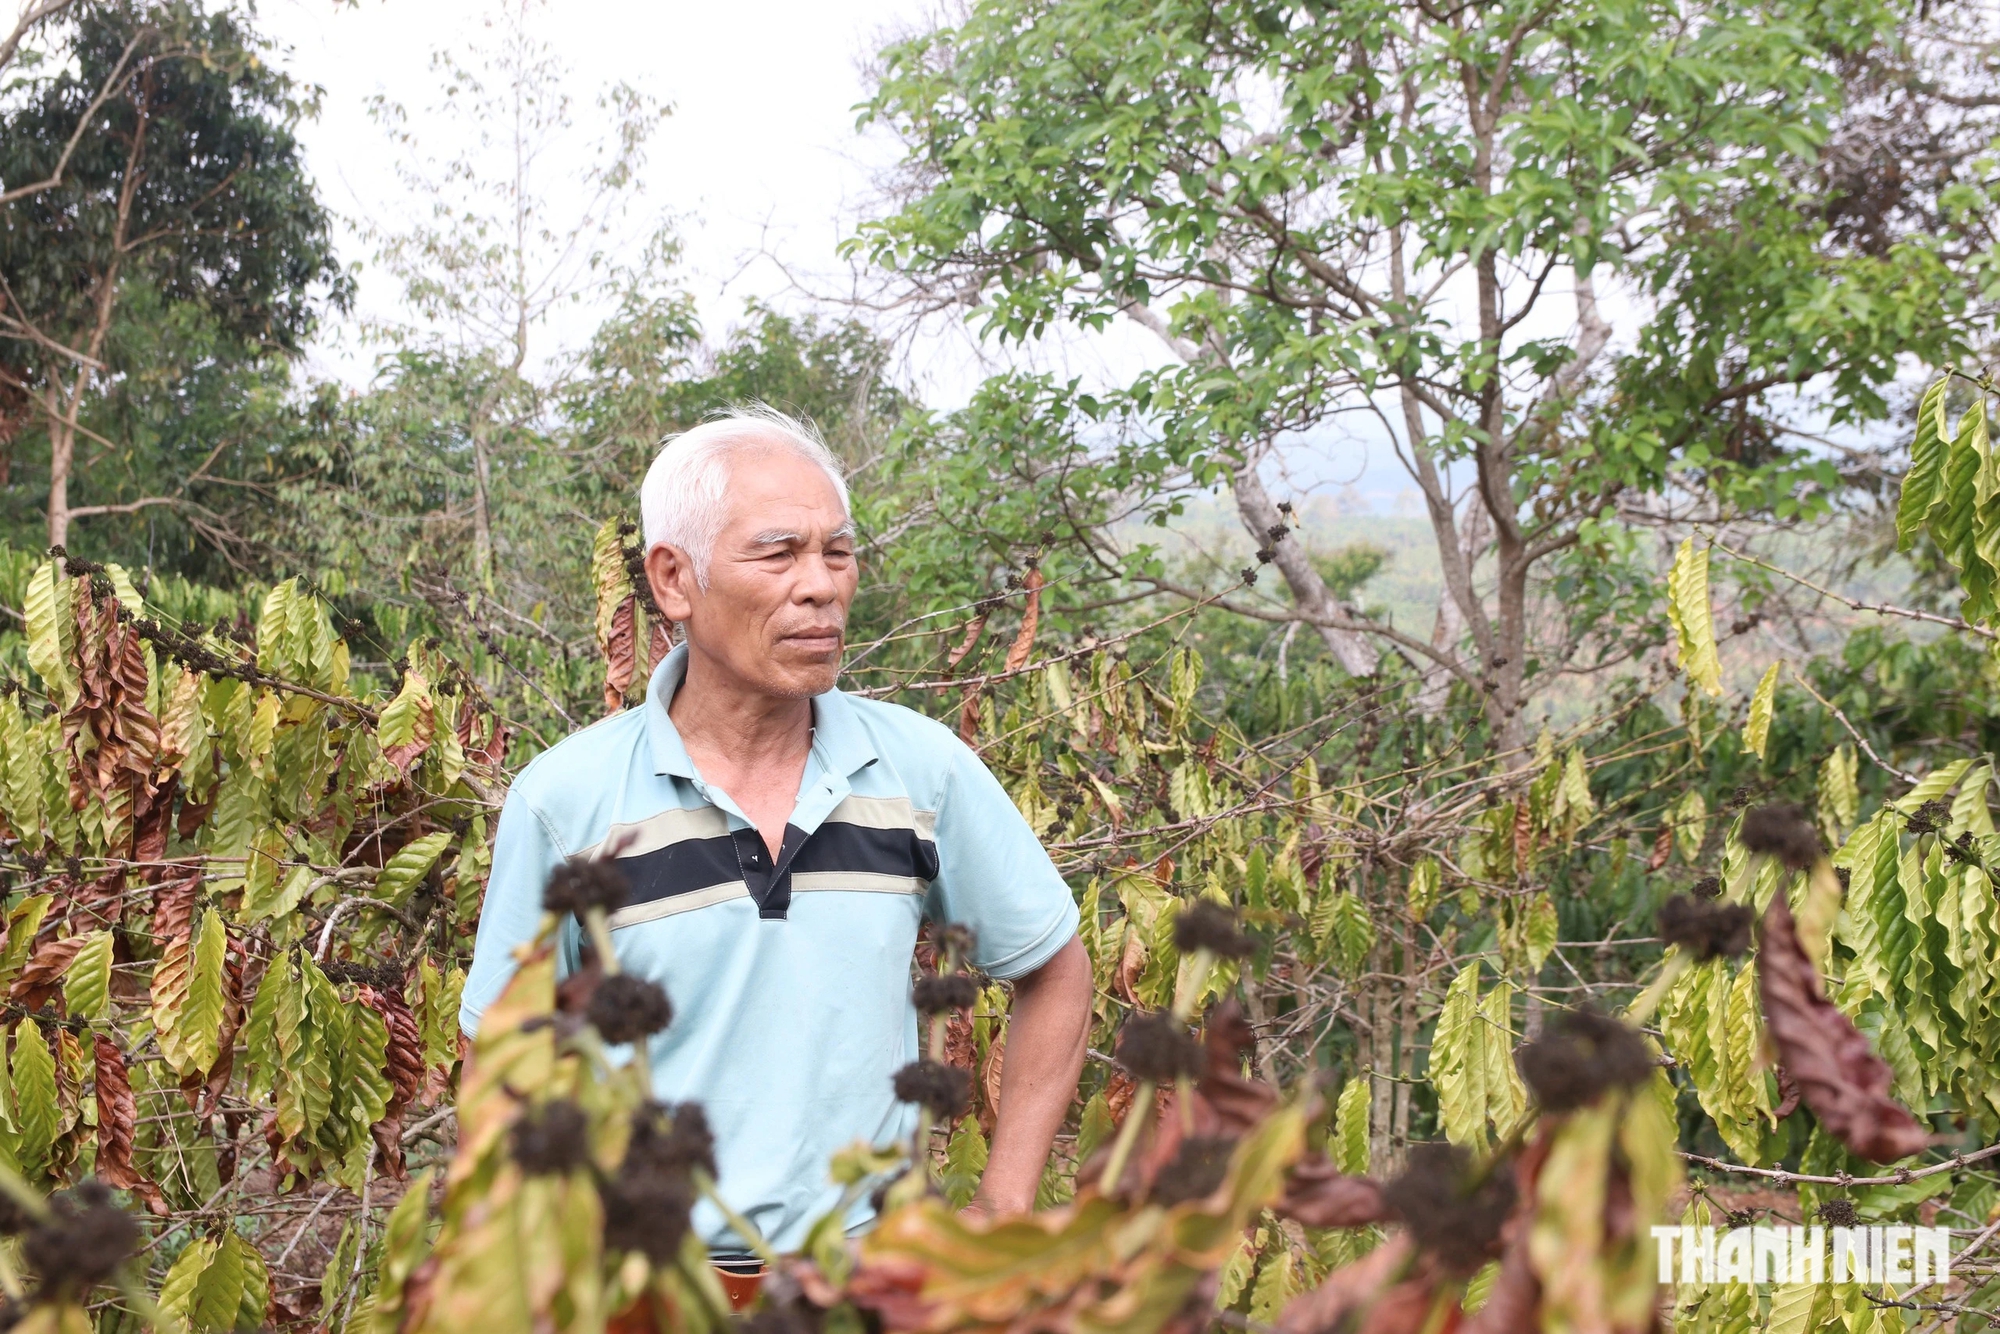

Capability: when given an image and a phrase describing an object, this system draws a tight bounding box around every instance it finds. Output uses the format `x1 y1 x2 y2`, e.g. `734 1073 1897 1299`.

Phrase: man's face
646 446 859 699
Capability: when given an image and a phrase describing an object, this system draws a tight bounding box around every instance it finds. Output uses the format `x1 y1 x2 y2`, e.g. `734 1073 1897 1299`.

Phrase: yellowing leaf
1765 1283 1827 1334
1744 659 1781 761
1331 1074 1370 1176
62 930 113 1022
159 1238 219 1325
1818 745 1859 842
377 669 436 775
1406 858 1439 921
23 563 77 709
159 909 227 1078
1667 536 1722 697
10 1020 57 1178
1433 965 1491 1148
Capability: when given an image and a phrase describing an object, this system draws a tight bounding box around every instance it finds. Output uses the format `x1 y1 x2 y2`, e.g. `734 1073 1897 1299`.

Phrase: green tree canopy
0 0 345 552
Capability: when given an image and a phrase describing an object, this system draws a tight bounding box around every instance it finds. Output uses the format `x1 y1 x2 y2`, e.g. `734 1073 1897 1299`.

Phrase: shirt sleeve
927 737 1079 980
460 781 569 1036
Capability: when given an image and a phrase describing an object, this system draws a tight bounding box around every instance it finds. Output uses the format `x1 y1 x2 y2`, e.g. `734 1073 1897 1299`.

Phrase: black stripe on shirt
612 818 939 922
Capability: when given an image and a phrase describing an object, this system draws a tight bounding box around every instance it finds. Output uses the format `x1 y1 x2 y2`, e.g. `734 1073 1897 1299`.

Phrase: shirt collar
643 643 879 782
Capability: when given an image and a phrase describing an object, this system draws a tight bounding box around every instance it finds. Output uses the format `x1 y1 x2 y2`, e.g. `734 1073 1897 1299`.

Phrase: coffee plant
0 383 1992 1332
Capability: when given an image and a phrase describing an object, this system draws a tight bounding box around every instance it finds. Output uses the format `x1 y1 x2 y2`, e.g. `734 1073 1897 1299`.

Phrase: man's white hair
639 403 850 587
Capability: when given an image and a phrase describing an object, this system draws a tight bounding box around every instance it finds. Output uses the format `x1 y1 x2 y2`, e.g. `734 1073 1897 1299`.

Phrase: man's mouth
781 628 844 651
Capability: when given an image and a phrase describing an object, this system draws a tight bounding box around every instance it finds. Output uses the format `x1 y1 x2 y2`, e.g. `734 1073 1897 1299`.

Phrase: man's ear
645 544 697 622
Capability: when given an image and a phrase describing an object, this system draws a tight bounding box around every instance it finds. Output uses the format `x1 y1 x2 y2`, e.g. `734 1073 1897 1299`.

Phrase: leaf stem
1098 1078 1155 1197
695 1169 780 1269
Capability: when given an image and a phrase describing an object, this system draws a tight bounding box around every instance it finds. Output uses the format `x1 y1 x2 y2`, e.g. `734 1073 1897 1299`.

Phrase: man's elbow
1017 936 1094 1029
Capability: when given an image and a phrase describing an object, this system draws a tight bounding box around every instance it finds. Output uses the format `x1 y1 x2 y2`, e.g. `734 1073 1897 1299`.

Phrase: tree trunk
469 411 495 590
1232 460 1380 677
1390 924 1417 1168
44 379 81 549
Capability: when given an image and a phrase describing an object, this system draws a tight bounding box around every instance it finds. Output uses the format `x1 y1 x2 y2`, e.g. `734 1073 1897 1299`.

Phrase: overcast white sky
251 0 1431 513
259 0 924 370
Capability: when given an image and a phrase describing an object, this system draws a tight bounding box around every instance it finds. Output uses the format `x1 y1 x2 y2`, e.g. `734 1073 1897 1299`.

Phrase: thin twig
1786 665 1920 785
1679 1141 2000 1186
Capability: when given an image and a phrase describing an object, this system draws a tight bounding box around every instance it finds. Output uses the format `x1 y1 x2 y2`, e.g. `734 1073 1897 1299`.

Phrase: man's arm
972 936 1093 1216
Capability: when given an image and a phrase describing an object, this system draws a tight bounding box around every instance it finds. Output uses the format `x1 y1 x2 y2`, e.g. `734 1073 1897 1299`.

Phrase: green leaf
365 1168 434 1334
23 562 77 709
10 1020 57 1179
1321 891 1374 976
229 1234 270 1332
62 930 114 1022
940 1115 989 1208
175 909 228 1078
321 1219 358 1316
1246 1246 1296 1326
1666 537 1722 697
1897 377 1951 549
1331 1074 1370 1176
374 830 454 905
194 1228 247 1332
159 1238 219 1325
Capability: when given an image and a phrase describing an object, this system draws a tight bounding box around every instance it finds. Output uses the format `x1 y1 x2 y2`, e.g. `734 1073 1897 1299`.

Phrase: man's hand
969 936 1092 1217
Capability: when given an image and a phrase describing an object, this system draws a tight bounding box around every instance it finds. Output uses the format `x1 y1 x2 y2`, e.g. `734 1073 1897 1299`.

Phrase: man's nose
792 552 840 603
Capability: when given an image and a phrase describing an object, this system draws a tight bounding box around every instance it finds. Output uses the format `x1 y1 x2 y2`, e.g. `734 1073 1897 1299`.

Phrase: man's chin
767 646 844 697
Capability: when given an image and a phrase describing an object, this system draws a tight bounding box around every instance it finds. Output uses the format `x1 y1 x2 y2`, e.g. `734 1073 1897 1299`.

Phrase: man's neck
668 647 817 777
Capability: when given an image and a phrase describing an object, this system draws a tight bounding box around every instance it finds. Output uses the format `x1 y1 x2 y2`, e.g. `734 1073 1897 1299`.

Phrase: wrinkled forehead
716 441 851 537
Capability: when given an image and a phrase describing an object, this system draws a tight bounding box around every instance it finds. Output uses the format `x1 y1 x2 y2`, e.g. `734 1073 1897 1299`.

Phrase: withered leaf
93 1035 166 1213
12 933 88 1010
978 1032 1005 1138
1277 1235 1421 1334
1004 568 1044 672
1274 1158 1391 1228
151 870 200 945
1197 1001 1278 1134
1759 893 1929 1162
646 615 674 675
946 611 989 671
601 595 639 714
361 983 426 1180
958 686 980 746
1458 1226 1539 1334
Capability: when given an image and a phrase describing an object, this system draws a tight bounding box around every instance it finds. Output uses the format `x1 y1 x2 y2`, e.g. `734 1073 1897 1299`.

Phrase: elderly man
460 405 1093 1263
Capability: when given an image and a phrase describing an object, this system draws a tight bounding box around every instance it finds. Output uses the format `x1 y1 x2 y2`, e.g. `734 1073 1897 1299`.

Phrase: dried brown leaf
602 595 639 714
1458 1226 1539 1334
1758 893 1929 1162
12 933 87 1010
946 612 989 671
1276 1235 1418 1334
1004 569 1044 672
92 1035 165 1213
151 871 200 945
958 686 980 746
1274 1160 1391 1228
361 983 426 1180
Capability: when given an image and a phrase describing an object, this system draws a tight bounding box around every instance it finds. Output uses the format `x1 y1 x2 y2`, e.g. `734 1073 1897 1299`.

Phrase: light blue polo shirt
460 645 1079 1252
